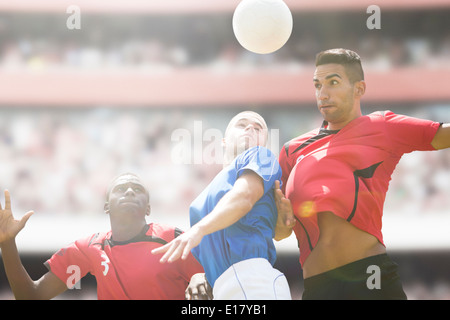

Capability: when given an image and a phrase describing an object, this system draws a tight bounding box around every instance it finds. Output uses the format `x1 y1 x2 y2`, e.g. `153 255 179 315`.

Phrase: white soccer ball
232 0 293 54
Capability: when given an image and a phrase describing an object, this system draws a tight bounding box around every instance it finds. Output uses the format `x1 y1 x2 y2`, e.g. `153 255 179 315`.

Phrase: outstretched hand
0 190 34 244
151 225 203 263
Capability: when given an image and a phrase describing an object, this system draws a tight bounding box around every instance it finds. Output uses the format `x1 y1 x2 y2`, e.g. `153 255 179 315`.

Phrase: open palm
0 190 33 244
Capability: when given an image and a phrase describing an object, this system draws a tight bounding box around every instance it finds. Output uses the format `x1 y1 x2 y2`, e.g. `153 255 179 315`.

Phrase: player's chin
118 202 146 214
119 201 140 208
320 108 340 123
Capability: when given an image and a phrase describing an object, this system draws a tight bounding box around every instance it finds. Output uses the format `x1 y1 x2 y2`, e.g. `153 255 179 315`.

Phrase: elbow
14 291 37 300
14 288 40 300
235 188 259 213
241 197 256 217
431 123 450 150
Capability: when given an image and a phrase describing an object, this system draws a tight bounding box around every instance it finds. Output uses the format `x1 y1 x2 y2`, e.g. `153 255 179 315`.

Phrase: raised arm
0 190 67 299
152 170 264 263
431 123 450 150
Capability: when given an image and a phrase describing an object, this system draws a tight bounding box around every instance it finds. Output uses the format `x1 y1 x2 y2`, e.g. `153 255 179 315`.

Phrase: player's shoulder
73 231 110 250
148 222 184 242
282 127 321 158
367 110 397 119
364 110 407 126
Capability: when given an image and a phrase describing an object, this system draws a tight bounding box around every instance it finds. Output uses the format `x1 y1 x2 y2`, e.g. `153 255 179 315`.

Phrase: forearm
0 239 39 299
195 187 254 237
152 172 265 263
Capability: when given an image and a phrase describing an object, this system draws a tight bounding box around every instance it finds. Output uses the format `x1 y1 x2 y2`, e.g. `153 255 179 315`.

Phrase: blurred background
0 0 449 299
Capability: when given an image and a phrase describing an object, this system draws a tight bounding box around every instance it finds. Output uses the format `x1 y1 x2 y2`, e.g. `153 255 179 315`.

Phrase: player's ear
354 80 366 97
104 202 110 215
146 204 151 216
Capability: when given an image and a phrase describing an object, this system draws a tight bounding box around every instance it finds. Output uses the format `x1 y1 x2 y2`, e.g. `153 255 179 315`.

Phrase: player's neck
222 145 249 168
110 219 147 242
327 108 362 131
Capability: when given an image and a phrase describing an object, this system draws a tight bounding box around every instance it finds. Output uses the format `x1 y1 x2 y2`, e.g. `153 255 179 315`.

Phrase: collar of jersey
319 121 341 134
106 224 151 247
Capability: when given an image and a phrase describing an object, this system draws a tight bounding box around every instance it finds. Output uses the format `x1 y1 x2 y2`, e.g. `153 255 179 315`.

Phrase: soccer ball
232 0 293 54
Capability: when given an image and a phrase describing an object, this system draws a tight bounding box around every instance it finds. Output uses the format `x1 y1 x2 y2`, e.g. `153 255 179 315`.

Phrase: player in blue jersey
153 111 292 300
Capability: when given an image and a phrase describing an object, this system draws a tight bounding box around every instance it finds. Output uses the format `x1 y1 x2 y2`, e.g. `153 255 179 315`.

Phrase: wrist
192 221 209 238
0 237 17 250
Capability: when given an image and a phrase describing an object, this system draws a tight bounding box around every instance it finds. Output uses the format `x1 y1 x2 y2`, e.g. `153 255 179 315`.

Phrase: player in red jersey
0 173 207 300
275 48 450 299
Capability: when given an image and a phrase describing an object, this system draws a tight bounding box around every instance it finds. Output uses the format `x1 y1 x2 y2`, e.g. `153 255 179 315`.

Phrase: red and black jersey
279 111 441 266
45 223 204 299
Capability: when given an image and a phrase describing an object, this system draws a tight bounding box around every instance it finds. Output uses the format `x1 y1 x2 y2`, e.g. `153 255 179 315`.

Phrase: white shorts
213 258 291 300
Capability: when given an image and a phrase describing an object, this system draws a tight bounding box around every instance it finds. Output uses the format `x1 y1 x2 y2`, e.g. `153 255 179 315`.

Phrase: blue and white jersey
189 146 282 287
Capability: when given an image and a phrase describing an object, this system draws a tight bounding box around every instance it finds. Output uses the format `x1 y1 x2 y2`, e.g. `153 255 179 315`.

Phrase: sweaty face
106 175 150 217
224 112 268 156
313 64 362 130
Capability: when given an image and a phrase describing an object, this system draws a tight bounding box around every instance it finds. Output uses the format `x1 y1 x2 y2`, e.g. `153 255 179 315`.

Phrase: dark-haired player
276 48 450 299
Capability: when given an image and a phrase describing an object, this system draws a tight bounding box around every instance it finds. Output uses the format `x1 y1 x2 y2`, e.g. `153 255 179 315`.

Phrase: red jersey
279 111 441 266
45 223 204 300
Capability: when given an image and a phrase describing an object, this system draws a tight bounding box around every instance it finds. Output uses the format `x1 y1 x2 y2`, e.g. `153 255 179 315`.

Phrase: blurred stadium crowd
0 11 449 71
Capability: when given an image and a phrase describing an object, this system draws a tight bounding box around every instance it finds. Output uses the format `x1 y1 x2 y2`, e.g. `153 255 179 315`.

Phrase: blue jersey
190 146 282 287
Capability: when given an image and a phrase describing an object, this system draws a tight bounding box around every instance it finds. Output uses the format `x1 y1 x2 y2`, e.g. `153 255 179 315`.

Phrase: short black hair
315 48 364 83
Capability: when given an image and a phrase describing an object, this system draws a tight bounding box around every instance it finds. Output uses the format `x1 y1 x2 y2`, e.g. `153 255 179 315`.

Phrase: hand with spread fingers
0 190 34 245
152 225 204 263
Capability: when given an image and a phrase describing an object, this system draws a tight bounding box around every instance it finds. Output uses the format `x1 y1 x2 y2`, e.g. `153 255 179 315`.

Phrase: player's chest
90 242 167 278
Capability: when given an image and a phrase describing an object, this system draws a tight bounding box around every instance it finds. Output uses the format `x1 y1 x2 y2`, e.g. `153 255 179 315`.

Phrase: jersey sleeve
235 146 282 194
44 235 94 288
381 111 441 154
